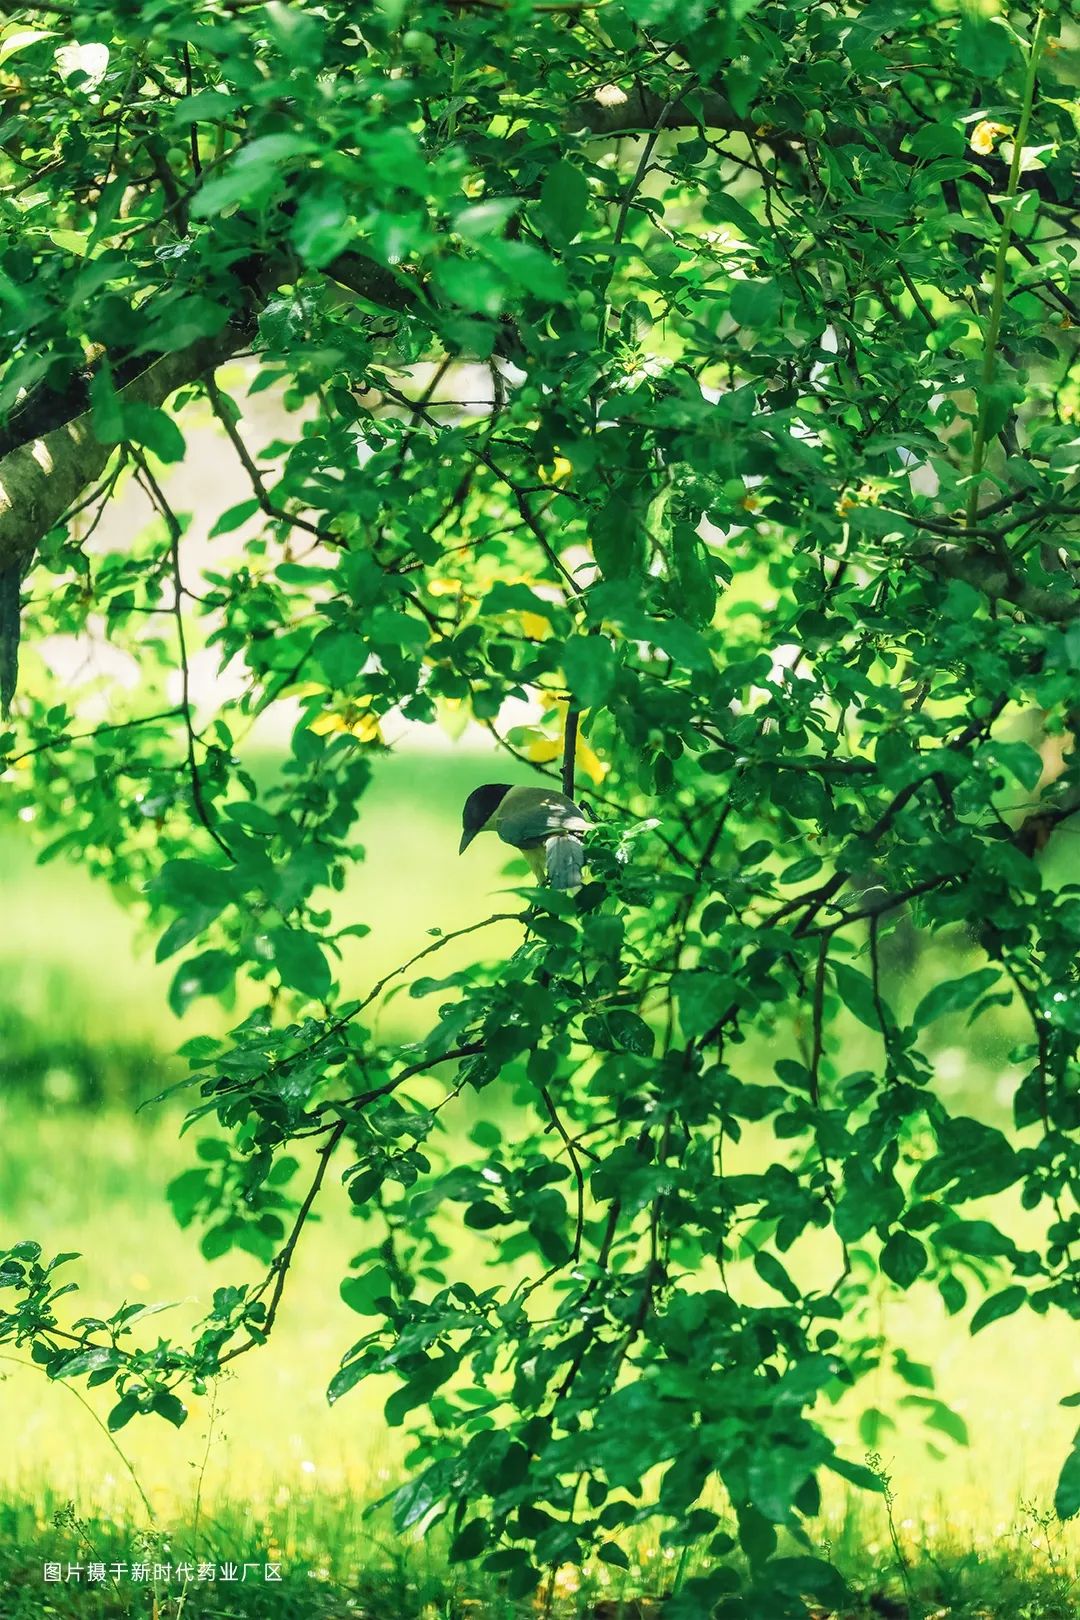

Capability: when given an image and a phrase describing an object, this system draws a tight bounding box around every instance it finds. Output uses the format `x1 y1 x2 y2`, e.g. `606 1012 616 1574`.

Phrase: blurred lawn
0 747 532 1076
1 746 1079 1556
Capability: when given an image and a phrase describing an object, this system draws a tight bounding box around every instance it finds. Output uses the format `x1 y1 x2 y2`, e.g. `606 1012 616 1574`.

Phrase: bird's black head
459 783 513 854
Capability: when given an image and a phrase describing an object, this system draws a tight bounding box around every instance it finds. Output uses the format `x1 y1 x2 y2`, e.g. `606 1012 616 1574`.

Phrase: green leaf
454 197 521 240
956 13 1016 79
392 1473 440 1531
190 135 317 217
538 160 589 247
670 522 717 628
169 89 237 126
108 1394 141 1432
767 1558 848 1607
604 1009 654 1055
272 929 331 998
435 256 506 316
907 122 965 159
591 496 646 579
881 1230 927 1289
911 967 1001 1031
674 970 732 1039
346 1167 383 1206
729 278 781 327
989 740 1044 793
562 634 616 708
167 1167 210 1226
155 858 233 908
151 1390 187 1427
706 192 761 239
449 1518 488 1562
340 1266 394 1316
168 951 235 1016
485 239 568 301
292 185 354 267
754 1250 800 1302
54 1346 119 1379
155 907 223 963
89 361 125 443
201 1224 234 1261
50 229 88 256
327 1360 366 1406
824 1455 886 1494
1055 1435 1080 1521
647 616 713 671
736 1503 776 1569
0 28 54 66
894 1349 934 1390
919 1397 968 1447
834 1160 903 1243
832 961 887 1032
208 499 261 538
970 1285 1026 1334
933 1219 1015 1259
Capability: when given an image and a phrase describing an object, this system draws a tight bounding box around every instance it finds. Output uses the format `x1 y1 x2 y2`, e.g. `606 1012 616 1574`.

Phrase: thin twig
538 1086 585 1261
132 452 234 860
219 1122 347 1364
4 707 185 766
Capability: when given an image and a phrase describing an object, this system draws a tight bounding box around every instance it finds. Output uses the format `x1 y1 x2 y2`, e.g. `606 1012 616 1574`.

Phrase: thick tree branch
573 85 745 139
0 330 244 571
915 537 1079 623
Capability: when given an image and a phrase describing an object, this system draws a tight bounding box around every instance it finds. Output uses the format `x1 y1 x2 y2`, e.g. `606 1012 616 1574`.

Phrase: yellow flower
539 455 573 485
519 611 552 640
309 696 383 744
970 119 1011 156
526 737 561 765
576 734 609 784
526 701 608 785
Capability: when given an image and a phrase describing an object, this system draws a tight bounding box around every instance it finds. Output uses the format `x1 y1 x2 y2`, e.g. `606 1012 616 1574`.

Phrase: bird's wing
497 794 587 849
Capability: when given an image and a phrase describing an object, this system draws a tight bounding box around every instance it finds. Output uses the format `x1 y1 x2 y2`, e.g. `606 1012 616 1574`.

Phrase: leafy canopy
2 0 1080 1605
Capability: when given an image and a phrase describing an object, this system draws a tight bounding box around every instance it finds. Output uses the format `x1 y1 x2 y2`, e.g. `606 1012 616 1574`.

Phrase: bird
459 783 588 890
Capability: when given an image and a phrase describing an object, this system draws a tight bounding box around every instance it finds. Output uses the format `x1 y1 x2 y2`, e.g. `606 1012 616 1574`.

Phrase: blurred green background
2 743 1078 1565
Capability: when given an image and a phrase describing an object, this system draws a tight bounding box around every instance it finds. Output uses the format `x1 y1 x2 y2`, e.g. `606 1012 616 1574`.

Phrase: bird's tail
545 832 585 890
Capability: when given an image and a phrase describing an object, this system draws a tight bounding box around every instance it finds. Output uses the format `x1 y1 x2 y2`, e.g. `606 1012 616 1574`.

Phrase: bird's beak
459 828 476 855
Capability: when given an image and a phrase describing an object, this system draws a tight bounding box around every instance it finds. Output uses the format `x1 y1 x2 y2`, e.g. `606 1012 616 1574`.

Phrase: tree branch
913 537 1080 624
0 331 243 572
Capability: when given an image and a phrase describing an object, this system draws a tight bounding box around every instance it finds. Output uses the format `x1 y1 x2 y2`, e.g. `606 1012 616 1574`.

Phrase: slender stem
0 1353 156 1523
5 707 184 766
538 1086 585 1261
966 10 1047 527
561 703 579 797
132 452 234 861
218 1122 346 1365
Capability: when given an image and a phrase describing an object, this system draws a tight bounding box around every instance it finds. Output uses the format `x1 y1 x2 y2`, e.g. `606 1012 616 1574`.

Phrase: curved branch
0 330 243 571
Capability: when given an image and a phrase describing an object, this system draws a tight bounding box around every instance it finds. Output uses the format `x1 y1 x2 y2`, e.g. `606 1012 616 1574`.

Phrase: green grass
0 1490 1076 1618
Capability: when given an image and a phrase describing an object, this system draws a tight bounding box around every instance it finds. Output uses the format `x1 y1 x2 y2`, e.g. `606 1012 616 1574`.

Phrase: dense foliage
2 0 1080 1608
